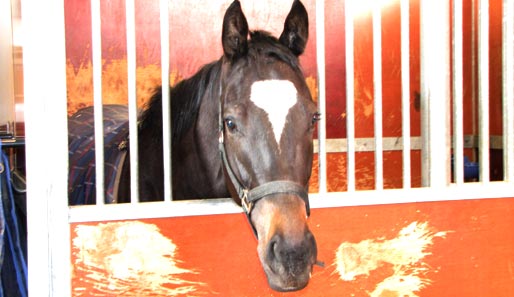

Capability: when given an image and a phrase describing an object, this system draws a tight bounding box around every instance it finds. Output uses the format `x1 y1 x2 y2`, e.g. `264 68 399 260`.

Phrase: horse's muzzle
263 228 317 292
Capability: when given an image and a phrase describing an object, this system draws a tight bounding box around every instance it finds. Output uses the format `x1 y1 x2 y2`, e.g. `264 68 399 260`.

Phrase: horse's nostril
266 234 283 274
267 234 281 260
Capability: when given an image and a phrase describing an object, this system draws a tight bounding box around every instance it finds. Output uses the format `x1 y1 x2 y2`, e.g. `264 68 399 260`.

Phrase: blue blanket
0 141 27 297
68 105 129 205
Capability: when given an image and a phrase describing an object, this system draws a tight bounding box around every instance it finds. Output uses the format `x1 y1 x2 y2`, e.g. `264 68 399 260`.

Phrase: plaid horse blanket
68 105 129 205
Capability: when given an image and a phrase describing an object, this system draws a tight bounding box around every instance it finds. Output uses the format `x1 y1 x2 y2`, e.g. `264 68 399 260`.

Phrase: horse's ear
279 0 309 56
222 0 249 61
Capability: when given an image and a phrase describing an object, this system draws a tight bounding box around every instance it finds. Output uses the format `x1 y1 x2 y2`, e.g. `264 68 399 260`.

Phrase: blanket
68 105 129 205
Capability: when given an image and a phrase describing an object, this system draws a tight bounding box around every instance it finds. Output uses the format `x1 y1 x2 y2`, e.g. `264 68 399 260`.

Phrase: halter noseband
218 102 311 238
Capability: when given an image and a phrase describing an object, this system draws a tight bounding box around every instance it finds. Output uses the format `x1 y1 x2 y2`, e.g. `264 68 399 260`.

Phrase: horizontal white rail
313 135 506 153
69 181 514 223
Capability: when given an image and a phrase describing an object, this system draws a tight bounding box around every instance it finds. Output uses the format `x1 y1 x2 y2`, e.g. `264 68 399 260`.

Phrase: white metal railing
344 0 356 192
21 0 514 295
401 0 411 189
60 0 514 220
316 0 328 194
503 0 514 182
0 0 16 131
23 1 70 296
126 0 140 203
420 0 451 188
160 0 173 202
478 0 490 182
91 0 105 205
453 0 465 185
372 3 384 190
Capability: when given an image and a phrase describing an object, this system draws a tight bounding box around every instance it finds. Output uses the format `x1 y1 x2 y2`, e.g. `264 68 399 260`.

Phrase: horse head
219 0 319 291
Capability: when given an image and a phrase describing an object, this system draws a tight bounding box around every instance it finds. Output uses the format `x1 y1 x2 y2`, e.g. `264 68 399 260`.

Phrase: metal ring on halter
241 189 252 213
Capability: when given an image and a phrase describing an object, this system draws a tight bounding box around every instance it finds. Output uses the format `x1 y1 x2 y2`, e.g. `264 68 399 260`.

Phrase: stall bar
503 0 514 182
74 0 514 214
93 0 172 204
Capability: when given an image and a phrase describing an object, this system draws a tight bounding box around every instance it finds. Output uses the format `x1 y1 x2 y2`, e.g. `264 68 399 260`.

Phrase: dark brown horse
119 0 319 291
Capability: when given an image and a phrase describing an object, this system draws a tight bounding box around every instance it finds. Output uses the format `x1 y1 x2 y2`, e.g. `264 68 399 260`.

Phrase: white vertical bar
400 0 411 189
91 0 105 204
344 1 355 192
160 0 172 201
345 1 356 192
453 0 465 184
420 0 451 188
503 0 514 182
372 4 383 190
22 0 71 295
126 0 139 203
316 0 327 194
420 0 430 187
478 0 490 182
0 0 15 130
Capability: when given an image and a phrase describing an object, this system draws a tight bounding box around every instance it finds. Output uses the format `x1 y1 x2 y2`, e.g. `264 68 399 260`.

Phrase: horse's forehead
249 80 298 144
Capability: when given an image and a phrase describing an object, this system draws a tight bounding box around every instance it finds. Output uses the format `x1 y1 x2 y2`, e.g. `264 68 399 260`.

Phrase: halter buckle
241 189 253 214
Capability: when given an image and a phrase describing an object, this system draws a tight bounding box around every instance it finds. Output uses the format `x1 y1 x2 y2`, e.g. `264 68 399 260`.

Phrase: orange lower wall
70 198 514 296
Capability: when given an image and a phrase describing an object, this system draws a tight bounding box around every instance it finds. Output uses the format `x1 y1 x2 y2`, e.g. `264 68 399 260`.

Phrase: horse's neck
172 72 229 199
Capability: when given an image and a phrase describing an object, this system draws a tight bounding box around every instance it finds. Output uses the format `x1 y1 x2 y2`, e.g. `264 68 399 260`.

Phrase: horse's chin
262 263 312 292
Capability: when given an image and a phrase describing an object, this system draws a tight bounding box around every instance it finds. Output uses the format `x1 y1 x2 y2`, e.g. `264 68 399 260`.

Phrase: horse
118 0 319 291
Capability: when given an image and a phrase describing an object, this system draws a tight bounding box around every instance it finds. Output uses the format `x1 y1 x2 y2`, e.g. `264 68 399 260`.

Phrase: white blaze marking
250 80 298 144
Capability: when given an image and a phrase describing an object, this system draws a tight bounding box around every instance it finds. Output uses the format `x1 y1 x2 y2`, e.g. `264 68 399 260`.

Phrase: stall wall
70 198 514 296
63 0 506 190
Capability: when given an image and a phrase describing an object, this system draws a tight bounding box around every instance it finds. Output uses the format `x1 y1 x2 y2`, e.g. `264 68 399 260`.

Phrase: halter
218 97 311 238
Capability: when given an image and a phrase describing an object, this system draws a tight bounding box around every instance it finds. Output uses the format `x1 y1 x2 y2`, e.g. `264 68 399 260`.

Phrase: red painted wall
64 0 505 135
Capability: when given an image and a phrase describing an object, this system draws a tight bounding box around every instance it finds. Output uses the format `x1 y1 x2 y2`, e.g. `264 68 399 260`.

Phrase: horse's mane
139 60 221 143
139 30 302 143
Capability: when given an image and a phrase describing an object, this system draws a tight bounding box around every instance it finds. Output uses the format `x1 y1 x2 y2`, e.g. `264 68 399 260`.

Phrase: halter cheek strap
218 114 311 238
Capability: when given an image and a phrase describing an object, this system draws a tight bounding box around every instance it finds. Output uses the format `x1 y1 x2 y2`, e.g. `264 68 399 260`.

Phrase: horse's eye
225 118 237 132
311 112 321 126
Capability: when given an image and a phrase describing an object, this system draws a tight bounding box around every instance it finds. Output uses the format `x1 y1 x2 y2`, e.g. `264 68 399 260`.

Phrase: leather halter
218 99 311 237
